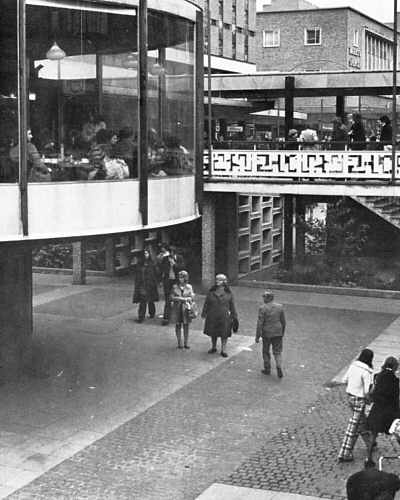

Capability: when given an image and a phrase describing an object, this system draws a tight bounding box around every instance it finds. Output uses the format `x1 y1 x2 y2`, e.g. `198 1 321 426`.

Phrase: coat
349 122 366 150
170 283 194 325
367 369 400 434
380 123 392 145
201 286 237 339
132 261 159 304
256 301 286 340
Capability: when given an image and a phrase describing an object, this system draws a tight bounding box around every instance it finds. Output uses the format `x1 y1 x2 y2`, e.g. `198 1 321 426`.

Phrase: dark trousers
162 279 175 321
262 336 283 371
138 301 155 320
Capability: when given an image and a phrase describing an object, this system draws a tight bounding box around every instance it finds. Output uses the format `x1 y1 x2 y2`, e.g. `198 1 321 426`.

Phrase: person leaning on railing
298 126 319 150
377 115 393 151
348 113 366 151
331 116 348 150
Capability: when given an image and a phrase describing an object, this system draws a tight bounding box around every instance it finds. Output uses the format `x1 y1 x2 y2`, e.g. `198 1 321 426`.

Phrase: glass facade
0 0 200 184
147 10 195 177
0 1 18 182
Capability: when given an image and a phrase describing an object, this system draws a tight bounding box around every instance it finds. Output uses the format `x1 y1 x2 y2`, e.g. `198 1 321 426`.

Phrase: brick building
256 0 397 133
257 0 396 72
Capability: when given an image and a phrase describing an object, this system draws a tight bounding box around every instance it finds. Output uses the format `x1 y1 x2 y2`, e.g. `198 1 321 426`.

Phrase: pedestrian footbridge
204 148 400 196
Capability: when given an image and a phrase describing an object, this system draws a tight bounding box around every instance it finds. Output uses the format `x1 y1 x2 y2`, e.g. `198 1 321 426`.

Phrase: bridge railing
204 147 400 182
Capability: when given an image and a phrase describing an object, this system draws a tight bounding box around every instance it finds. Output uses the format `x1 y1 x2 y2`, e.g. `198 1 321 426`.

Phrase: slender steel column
195 10 204 212
18 0 28 235
138 0 148 225
392 0 398 184
207 0 212 167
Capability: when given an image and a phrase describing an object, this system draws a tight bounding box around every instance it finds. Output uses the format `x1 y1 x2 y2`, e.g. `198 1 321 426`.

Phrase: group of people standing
132 251 288 369
338 348 400 469
132 250 240 356
286 114 393 151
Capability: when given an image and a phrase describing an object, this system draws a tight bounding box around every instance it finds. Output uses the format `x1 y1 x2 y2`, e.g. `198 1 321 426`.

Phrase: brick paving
225 385 400 500
8 285 397 500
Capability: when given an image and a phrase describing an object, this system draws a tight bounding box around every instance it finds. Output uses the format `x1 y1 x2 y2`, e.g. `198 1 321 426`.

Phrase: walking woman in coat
201 274 238 358
338 348 374 463
365 356 400 467
132 249 159 323
170 270 194 349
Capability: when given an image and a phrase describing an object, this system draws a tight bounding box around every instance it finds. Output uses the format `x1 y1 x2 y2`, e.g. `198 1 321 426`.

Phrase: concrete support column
283 195 294 268
72 240 86 285
201 192 216 291
295 196 306 263
104 237 115 276
226 195 239 284
336 95 345 121
284 76 295 140
0 243 32 380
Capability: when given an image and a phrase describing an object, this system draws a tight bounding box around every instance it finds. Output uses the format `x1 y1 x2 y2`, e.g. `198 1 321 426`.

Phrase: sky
255 0 397 24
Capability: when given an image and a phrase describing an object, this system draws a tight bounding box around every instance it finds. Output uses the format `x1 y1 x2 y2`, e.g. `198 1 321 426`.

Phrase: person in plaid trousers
338 348 374 463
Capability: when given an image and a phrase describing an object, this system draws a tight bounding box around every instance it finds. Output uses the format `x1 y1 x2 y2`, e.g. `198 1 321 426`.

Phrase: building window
262 29 280 47
353 29 359 47
304 27 321 45
219 0 223 20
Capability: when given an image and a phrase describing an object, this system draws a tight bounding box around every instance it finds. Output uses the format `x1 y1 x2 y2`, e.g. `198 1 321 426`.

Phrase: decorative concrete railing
204 150 400 181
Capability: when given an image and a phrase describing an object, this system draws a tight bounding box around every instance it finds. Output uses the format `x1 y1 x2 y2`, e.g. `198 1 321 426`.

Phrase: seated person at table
113 126 138 178
9 129 51 182
80 113 107 150
163 134 192 174
89 130 129 180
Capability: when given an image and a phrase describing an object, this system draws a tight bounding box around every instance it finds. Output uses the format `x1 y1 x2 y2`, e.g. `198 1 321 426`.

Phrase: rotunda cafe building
0 0 204 377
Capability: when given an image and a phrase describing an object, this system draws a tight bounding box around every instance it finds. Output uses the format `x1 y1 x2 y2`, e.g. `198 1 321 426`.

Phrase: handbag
231 316 239 333
186 301 198 320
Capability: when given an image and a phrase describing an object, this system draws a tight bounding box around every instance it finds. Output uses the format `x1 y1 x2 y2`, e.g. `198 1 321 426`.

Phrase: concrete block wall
237 194 283 276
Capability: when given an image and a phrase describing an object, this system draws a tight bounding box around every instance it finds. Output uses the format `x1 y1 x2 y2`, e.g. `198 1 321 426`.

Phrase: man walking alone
255 290 286 378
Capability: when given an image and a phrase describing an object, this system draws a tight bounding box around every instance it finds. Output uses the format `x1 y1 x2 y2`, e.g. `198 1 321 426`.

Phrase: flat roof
257 6 397 35
205 69 399 98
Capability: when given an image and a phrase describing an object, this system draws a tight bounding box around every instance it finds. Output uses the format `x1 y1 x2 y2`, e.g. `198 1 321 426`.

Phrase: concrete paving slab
2 273 398 500
195 484 324 500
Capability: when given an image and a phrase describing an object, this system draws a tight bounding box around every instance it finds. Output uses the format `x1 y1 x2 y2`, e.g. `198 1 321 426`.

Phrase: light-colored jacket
343 360 374 398
256 301 286 340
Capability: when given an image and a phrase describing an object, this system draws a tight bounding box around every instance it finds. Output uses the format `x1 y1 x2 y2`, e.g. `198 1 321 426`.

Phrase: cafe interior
0 0 198 183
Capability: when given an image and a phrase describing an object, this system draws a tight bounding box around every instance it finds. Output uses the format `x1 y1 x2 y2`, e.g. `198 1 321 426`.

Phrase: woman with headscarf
338 348 374 463
132 249 159 323
170 270 195 349
201 274 238 358
365 356 400 467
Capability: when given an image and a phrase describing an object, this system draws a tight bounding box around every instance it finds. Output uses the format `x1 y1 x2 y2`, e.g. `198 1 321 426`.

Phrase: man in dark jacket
255 290 286 378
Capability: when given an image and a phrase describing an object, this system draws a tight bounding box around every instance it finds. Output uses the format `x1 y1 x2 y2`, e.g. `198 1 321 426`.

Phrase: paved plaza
1 273 400 499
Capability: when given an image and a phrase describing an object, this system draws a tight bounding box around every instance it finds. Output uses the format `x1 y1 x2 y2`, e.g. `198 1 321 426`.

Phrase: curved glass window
147 11 195 177
25 1 138 182
0 0 18 183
